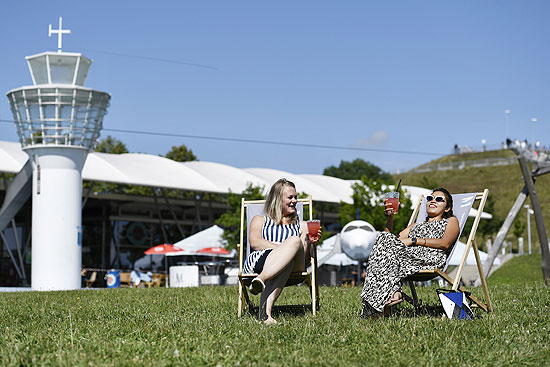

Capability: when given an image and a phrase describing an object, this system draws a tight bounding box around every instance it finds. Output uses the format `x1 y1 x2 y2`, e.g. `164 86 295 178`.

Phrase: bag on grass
436 289 475 320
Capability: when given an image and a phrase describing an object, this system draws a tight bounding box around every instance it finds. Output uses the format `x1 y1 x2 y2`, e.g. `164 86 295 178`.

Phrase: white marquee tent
0 140 495 219
0 140 354 204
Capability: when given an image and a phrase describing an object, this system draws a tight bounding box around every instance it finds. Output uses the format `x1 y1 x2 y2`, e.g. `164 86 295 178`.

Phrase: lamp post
505 109 510 140
530 118 537 149
6 18 110 290
524 204 534 254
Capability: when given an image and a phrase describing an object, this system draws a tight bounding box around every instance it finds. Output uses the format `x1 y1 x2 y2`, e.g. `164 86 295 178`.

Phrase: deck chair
402 189 493 312
237 196 319 317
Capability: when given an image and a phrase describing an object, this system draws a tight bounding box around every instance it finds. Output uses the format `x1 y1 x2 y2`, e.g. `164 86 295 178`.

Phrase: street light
505 109 511 140
524 204 535 254
530 118 537 148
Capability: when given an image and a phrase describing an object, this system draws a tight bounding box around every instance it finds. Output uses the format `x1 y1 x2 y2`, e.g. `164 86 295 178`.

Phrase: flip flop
249 277 265 295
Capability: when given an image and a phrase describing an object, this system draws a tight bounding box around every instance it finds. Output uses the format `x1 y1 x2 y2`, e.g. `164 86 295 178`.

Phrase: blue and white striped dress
243 215 301 274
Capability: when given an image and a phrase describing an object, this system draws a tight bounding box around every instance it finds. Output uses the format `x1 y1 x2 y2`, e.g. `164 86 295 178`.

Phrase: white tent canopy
0 139 494 214
169 225 228 254
0 140 354 204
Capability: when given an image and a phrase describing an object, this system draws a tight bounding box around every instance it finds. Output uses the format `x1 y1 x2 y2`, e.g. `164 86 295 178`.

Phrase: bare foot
386 291 402 305
264 317 278 325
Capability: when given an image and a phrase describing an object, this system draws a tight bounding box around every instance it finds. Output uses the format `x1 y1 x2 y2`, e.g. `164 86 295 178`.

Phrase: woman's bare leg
256 236 301 282
256 236 309 323
259 260 294 323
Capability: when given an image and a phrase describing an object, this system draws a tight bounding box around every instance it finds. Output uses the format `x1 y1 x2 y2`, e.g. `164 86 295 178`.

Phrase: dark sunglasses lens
426 195 433 201
435 196 445 202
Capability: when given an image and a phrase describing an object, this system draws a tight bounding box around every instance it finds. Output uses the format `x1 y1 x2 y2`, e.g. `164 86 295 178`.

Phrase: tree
323 158 393 183
216 184 264 249
165 144 197 162
339 176 413 232
95 136 128 154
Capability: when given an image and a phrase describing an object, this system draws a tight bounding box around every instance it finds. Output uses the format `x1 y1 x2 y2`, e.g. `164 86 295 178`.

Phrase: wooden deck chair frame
402 189 493 313
237 196 319 317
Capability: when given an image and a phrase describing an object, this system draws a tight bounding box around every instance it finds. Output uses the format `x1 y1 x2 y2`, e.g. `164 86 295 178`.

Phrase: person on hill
243 178 321 324
360 188 460 318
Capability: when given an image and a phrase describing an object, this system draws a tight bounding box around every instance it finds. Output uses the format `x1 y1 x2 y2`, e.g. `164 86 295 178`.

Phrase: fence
410 157 517 173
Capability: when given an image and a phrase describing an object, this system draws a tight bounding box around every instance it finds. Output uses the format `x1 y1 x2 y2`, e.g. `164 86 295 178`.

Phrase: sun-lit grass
1 256 549 366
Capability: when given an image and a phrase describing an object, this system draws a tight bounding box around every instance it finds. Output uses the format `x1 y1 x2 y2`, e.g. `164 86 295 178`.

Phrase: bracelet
423 238 427 245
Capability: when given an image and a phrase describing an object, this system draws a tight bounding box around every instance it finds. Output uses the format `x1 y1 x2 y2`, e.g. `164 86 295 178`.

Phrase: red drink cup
384 192 399 214
307 220 321 242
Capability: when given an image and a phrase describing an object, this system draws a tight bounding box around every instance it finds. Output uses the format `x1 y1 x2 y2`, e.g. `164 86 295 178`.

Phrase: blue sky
1 1 548 175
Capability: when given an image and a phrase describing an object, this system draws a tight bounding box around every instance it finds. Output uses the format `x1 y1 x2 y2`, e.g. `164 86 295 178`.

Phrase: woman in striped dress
243 178 321 324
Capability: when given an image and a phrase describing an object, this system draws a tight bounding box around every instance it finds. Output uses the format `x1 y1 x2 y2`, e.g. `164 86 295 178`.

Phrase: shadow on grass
393 304 445 318
390 303 484 319
248 304 315 319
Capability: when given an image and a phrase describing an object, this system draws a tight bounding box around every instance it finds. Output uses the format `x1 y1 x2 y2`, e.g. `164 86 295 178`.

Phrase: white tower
6 18 110 290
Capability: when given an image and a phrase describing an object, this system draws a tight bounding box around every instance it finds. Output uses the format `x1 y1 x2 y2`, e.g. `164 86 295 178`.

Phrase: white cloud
353 130 388 148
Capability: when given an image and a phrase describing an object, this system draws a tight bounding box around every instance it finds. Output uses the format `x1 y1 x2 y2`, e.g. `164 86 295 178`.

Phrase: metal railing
410 156 517 173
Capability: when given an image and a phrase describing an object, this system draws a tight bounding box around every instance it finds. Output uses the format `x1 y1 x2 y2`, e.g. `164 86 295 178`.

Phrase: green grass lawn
1 256 549 367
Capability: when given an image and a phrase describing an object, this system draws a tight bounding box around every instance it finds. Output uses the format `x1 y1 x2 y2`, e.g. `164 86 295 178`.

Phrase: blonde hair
264 178 298 224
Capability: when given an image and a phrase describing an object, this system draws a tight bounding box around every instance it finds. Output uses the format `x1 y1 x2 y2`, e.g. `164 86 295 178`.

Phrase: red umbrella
144 244 184 255
196 246 231 255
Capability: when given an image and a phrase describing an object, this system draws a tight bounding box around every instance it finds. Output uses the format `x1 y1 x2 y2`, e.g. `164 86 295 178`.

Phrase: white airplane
317 220 378 266
340 220 378 260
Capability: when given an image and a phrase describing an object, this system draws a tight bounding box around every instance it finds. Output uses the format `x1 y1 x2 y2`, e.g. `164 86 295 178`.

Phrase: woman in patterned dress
360 188 459 318
243 178 321 324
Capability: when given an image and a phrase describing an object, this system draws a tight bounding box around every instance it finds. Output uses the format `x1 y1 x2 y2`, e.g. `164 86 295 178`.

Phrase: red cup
384 192 399 214
307 220 321 241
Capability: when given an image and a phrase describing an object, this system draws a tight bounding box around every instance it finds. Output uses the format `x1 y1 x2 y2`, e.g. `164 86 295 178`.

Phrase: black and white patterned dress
360 218 451 314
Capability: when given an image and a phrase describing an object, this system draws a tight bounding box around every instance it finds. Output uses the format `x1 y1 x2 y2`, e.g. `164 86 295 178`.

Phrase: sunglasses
426 195 446 203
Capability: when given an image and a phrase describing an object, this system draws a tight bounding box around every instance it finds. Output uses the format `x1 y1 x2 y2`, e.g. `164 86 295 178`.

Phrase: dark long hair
432 187 454 219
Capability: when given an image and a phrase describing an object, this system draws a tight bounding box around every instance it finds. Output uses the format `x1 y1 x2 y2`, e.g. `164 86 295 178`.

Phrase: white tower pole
7 18 110 290
28 147 88 290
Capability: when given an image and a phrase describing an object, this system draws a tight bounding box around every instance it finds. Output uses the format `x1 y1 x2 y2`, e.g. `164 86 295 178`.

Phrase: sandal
360 299 382 319
249 277 265 295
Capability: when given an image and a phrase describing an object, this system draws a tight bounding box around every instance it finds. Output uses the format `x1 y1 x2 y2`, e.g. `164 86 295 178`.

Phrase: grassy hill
488 254 544 285
396 150 550 247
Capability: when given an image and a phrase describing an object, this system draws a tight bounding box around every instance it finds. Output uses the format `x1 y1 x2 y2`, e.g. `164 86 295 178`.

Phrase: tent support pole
152 187 168 244
0 231 24 281
160 188 185 239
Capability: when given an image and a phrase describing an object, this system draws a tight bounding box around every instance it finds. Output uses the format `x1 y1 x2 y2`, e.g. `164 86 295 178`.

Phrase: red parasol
144 244 185 255
144 244 185 287
196 246 231 255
